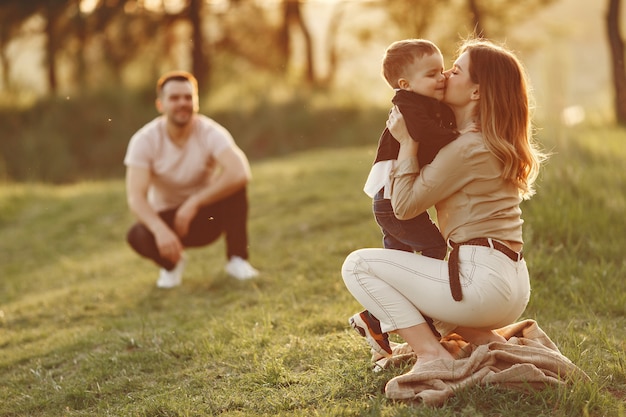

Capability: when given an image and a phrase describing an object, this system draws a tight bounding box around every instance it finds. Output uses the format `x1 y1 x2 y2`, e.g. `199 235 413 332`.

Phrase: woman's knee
341 248 378 285
341 250 365 282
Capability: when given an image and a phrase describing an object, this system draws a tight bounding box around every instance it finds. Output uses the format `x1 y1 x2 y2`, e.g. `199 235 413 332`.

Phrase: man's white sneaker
225 256 259 280
156 256 186 288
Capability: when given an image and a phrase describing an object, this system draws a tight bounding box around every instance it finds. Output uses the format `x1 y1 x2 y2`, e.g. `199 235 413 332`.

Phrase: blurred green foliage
0 90 387 183
0 90 153 183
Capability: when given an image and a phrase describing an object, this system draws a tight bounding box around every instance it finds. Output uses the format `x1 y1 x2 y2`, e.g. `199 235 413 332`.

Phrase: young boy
351 39 461 358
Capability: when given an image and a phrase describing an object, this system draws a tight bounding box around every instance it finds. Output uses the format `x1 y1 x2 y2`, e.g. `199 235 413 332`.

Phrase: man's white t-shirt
124 114 234 212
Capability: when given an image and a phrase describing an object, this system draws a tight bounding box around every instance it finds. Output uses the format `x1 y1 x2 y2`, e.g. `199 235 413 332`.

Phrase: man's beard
171 110 193 126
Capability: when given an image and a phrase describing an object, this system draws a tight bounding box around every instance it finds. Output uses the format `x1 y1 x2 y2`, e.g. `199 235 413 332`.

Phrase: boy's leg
349 310 392 357
382 231 413 252
373 190 446 258
392 212 447 260
373 195 413 252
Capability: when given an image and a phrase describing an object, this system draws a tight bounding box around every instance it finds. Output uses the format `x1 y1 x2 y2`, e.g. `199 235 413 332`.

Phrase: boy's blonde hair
382 39 441 89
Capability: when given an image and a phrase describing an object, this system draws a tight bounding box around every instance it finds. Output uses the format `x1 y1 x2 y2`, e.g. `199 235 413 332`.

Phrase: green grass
1 126 625 416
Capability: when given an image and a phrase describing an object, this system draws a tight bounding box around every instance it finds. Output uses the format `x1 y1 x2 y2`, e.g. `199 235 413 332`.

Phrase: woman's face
443 51 478 108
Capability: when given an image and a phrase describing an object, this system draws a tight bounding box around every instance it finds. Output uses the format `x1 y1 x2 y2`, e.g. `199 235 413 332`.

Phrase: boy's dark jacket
374 89 459 166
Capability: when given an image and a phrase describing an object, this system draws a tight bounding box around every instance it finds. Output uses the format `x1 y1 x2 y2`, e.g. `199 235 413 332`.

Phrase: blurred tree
383 0 452 38
152 0 210 90
467 0 486 37
214 2 284 76
319 1 345 88
0 0 133 95
0 2 40 91
1 0 564 99
42 0 71 94
606 0 626 125
187 0 209 90
2 0 78 94
70 0 87 89
279 0 314 84
381 0 556 46
99 3 160 85
87 0 131 86
471 0 557 39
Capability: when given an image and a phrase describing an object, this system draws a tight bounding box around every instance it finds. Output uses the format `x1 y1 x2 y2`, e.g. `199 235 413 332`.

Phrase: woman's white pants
341 245 530 336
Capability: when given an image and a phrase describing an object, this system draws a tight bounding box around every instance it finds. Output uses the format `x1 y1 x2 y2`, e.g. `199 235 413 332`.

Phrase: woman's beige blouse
390 131 524 245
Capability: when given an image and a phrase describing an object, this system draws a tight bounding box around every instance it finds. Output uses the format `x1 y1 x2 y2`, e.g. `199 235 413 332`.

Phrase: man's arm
126 165 183 263
174 144 251 237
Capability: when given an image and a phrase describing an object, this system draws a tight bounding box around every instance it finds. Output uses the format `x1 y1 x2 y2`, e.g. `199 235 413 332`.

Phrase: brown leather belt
448 238 523 302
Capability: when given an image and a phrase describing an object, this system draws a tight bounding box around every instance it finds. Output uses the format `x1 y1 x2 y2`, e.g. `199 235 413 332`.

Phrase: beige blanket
375 319 589 406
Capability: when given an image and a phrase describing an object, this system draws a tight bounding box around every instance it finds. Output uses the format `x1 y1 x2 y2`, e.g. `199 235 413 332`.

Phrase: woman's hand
387 106 418 161
386 106 413 145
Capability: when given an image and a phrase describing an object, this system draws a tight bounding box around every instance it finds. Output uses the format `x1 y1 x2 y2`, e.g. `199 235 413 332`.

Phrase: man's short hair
156 70 199 97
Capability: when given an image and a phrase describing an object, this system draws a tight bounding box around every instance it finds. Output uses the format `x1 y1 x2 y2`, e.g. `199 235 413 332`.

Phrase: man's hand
154 225 184 264
174 198 198 238
127 165 184 264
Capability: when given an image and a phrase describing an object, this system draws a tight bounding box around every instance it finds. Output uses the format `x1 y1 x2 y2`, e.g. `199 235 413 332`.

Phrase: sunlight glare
80 0 185 14
80 0 97 13
561 105 585 126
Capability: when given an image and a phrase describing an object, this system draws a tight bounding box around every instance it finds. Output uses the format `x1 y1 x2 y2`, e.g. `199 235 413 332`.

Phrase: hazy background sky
0 0 618 127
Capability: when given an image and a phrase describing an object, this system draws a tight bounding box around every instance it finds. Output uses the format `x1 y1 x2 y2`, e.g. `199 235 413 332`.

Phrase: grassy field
1 126 625 416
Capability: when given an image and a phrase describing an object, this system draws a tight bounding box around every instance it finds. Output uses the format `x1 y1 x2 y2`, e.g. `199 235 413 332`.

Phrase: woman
342 38 546 367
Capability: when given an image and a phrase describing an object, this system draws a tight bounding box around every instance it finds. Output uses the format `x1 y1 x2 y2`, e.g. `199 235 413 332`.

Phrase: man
124 70 258 288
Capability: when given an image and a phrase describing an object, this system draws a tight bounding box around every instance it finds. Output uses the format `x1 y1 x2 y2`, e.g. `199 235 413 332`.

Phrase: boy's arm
397 102 459 144
393 91 459 145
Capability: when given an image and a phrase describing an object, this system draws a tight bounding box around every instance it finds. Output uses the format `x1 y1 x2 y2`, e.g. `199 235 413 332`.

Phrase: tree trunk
321 2 345 88
44 3 58 95
467 0 486 38
278 1 290 71
189 0 208 91
283 0 315 84
74 0 87 90
606 0 626 125
0 30 11 92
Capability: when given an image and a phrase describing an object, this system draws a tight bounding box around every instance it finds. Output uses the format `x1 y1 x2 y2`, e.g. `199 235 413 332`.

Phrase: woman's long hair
462 39 546 199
